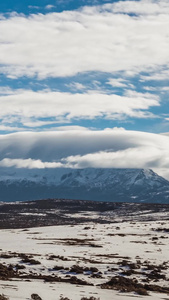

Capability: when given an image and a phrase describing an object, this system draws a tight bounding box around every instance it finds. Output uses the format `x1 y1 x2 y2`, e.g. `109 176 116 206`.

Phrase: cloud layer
0 0 169 79
0 89 159 130
0 1 169 183
0 128 169 179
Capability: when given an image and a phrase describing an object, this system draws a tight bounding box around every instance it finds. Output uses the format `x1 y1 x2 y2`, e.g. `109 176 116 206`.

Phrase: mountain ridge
0 167 169 203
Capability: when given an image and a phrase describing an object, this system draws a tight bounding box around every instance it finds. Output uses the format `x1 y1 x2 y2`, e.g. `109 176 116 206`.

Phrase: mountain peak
0 167 169 203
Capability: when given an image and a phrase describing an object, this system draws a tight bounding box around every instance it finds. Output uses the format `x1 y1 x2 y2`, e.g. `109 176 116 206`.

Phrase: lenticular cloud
0 129 169 179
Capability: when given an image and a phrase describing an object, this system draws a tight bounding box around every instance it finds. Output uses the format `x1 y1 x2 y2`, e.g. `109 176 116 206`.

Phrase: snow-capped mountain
0 167 169 203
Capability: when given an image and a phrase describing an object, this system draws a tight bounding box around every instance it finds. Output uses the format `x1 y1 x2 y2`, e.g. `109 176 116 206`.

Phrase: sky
0 0 169 179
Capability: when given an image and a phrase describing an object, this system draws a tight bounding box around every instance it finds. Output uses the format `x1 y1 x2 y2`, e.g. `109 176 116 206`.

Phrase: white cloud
0 158 63 169
111 0 169 15
161 87 169 92
0 89 159 129
140 69 169 81
0 125 25 132
49 126 89 131
65 82 86 91
1 129 169 178
106 78 127 88
63 147 163 169
161 132 169 136
45 5 55 10
22 119 58 128
0 87 16 95
143 86 157 91
28 6 40 9
0 1 169 79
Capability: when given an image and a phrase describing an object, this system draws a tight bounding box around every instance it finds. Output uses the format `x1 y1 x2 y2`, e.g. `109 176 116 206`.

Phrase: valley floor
0 200 169 300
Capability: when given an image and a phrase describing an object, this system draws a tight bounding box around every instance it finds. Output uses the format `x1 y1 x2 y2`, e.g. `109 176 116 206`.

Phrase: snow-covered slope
0 167 169 203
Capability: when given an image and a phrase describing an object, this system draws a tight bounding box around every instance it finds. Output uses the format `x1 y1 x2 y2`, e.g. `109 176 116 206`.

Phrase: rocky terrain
0 198 169 229
0 199 169 299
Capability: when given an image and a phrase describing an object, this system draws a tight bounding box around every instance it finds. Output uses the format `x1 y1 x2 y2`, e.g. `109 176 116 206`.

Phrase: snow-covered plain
0 209 169 300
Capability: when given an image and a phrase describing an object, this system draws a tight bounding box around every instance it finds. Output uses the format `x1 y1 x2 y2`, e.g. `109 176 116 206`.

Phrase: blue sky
0 0 123 14
0 0 169 134
0 0 169 178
